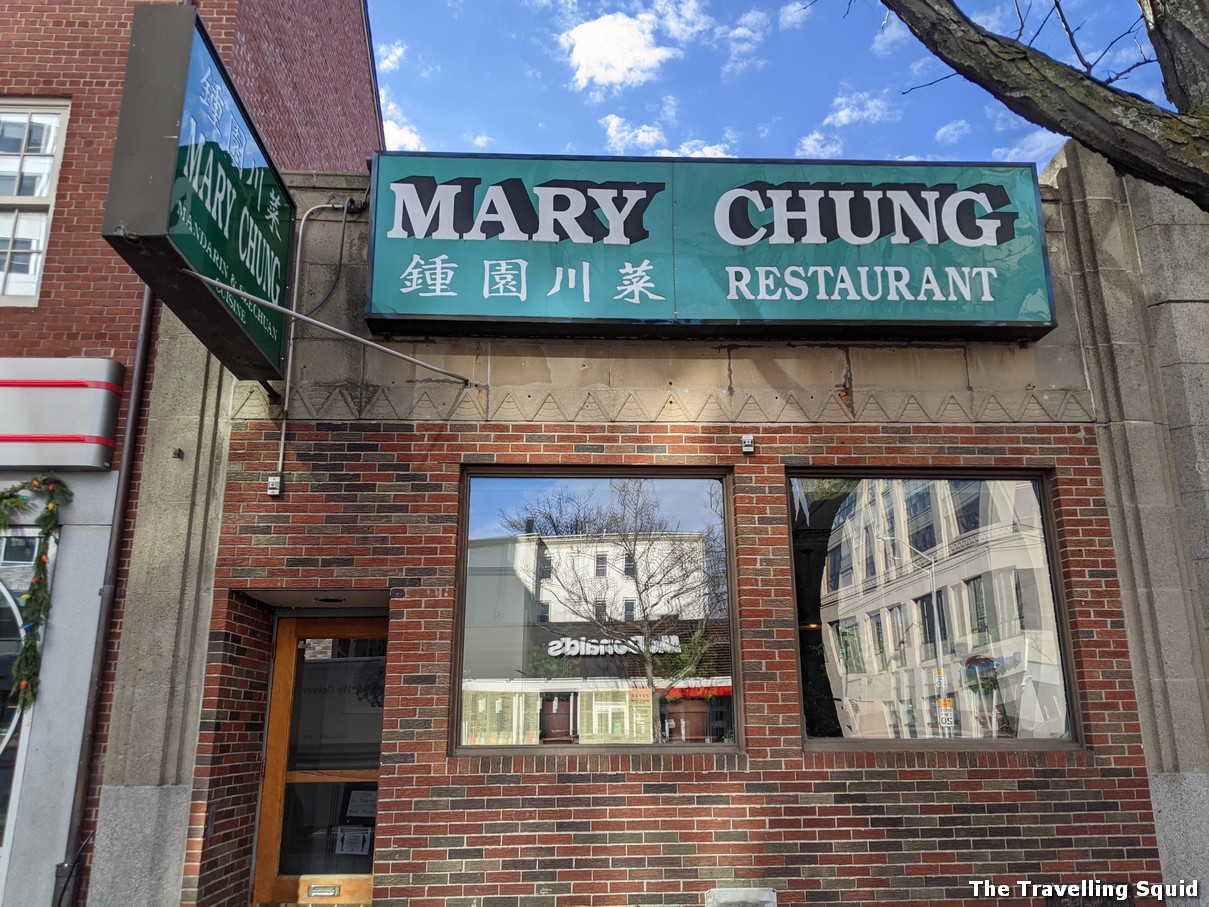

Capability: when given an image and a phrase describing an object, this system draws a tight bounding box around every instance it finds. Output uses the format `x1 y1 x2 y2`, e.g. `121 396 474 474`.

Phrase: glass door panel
255 618 387 906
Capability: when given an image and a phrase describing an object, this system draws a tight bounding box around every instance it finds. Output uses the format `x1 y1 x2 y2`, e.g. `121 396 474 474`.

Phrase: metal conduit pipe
278 201 346 475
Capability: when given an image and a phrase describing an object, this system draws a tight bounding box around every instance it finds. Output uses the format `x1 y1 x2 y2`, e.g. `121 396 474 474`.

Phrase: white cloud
376 41 406 73
379 86 425 152
935 119 970 145
970 5 1012 34
822 89 900 128
795 131 844 158
600 113 667 153
384 120 425 151
470 133 493 149
523 0 587 29
871 18 911 57
909 55 943 79
559 12 681 95
985 105 1024 132
655 138 734 158
715 9 771 75
660 94 680 124
778 2 811 29
652 0 714 43
993 127 1067 164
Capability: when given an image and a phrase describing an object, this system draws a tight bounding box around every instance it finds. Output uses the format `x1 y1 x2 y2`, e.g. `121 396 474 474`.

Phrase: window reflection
460 476 734 746
278 782 377 876
288 638 386 771
790 477 1070 741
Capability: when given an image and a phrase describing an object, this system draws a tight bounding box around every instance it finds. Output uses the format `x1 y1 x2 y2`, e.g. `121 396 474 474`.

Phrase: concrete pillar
86 310 233 906
1044 143 1209 895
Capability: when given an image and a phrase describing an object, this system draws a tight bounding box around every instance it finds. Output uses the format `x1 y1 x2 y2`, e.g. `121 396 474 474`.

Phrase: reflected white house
461 530 732 746
793 477 1070 741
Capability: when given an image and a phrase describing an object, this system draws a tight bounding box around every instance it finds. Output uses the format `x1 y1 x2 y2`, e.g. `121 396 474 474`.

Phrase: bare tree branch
900 72 960 95
1088 16 1145 72
1051 0 1095 73
880 0 1209 211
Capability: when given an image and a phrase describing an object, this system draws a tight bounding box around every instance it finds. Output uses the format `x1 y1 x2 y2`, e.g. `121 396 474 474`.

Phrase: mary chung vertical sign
103 5 294 379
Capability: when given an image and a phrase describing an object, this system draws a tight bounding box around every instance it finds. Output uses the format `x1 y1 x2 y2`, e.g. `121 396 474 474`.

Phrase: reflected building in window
790 477 1069 741
460 476 734 747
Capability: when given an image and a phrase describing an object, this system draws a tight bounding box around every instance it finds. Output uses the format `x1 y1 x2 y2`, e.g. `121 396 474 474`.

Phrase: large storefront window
790 476 1071 742
460 474 734 747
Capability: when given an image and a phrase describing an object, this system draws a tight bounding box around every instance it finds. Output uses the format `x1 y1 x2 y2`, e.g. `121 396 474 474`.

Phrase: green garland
0 475 72 709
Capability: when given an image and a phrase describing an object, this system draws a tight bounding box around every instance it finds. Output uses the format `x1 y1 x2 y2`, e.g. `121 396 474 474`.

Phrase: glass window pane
3 210 47 295
4 256 39 296
0 116 26 154
1 537 37 564
13 211 46 244
277 782 377 876
26 114 60 154
0 531 52 846
16 156 52 197
287 638 386 770
461 476 733 746
0 157 18 195
790 476 1070 742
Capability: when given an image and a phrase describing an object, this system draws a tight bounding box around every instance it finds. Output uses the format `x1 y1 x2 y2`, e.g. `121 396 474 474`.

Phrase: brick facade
230 0 383 173
1 2 379 902
196 420 1160 906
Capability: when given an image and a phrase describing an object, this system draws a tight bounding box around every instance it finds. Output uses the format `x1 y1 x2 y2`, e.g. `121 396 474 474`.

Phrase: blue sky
366 0 1161 166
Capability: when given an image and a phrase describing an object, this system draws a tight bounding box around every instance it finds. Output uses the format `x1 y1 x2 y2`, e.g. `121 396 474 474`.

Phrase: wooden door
253 617 387 905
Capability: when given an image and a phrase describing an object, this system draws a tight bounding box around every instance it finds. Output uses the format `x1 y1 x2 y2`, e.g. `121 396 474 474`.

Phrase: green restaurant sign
104 6 293 379
367 153 1053 340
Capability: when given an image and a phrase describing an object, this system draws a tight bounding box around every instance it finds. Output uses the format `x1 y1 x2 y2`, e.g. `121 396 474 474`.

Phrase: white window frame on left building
1 101 69 307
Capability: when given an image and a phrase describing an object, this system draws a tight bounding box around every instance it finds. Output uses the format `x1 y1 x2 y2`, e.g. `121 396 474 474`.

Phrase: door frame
253 616 388 905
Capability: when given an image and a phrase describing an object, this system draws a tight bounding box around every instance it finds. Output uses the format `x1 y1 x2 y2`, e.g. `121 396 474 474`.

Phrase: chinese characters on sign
399 255 665 307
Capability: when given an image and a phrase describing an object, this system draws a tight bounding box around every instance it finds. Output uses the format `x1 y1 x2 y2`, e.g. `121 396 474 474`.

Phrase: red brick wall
183 591 274 906
2 2 378 900
199 420 1160 907
0 1 159 364
229 0 383 172
0 0 378 365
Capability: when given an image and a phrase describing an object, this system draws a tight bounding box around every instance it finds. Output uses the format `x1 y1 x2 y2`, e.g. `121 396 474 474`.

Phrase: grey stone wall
1042 143 1209 898
85 311 233 907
